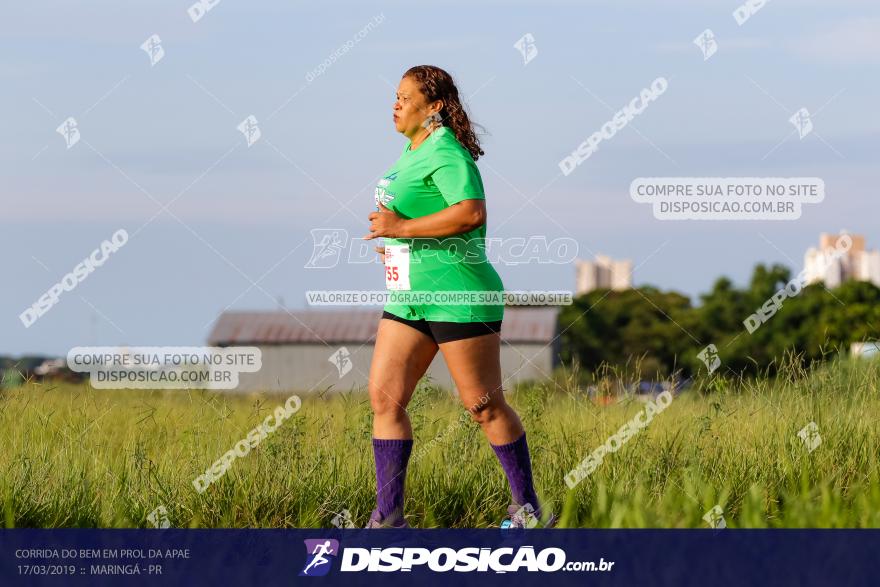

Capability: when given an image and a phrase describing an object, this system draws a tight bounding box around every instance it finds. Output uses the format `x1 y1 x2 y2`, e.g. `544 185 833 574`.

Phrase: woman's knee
467 400 507 426
369 383 408 418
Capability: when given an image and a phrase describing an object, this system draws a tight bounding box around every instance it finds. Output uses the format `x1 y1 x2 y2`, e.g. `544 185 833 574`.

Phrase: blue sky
2 0 879 355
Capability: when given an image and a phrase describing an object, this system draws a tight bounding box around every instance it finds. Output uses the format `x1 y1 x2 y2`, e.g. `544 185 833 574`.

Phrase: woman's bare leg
438 332 522 444
368 318 439 438
440 331 543 518
366 318 439 526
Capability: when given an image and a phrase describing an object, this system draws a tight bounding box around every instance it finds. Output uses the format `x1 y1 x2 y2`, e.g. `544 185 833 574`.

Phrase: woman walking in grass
363 65 556 529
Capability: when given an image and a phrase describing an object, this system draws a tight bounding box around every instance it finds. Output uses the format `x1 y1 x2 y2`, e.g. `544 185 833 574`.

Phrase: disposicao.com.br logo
299 539 614 575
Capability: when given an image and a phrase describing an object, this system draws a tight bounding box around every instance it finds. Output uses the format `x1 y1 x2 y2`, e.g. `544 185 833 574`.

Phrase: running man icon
299 539 340 577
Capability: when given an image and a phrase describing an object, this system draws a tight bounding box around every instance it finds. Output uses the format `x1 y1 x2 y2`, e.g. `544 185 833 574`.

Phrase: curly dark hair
403 65 485 161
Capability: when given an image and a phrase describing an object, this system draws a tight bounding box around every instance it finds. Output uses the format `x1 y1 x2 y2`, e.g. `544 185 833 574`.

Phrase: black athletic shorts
380 311 502 344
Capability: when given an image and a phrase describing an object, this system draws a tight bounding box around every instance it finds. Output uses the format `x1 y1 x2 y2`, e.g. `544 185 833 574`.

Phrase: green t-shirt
375 126 504 323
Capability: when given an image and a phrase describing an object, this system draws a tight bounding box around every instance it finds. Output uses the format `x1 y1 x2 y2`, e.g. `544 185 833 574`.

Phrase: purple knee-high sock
491 432 540 512
373 438 414 520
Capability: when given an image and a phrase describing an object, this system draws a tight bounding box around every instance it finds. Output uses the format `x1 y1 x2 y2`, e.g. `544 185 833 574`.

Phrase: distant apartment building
804 232 880 288
575 254 633 294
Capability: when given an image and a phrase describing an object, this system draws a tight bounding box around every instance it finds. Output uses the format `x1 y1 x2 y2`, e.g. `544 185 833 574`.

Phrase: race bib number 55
384 244 411 290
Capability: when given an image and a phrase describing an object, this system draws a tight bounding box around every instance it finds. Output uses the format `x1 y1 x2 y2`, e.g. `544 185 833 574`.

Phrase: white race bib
384 244 411 290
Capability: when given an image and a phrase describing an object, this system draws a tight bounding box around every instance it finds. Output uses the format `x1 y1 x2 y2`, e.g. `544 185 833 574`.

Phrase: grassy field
2 355 879 528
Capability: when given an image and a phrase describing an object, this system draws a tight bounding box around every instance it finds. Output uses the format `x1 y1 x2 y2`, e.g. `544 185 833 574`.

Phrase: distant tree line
558 263 880 379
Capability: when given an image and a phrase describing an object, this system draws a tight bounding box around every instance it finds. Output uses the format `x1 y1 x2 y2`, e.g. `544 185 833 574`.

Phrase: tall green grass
2 356 878 528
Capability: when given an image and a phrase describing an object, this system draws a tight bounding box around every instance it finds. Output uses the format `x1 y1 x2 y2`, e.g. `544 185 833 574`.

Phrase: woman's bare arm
364 199 486 240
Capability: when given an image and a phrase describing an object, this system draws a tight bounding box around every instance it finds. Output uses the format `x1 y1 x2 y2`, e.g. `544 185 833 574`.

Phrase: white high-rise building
575 255 633 294
804 232 880 288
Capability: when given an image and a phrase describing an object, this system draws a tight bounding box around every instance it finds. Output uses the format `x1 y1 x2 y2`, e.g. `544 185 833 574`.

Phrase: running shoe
499 503 558 529
365 508 410 529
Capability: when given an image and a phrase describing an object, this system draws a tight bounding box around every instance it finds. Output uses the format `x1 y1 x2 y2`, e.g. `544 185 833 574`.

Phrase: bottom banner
0 529 873 586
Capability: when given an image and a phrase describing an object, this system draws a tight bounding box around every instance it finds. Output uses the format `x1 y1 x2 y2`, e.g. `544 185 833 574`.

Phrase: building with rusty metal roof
207 307 561 393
